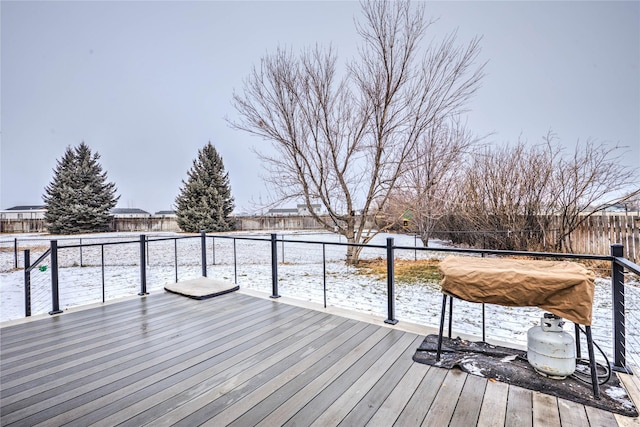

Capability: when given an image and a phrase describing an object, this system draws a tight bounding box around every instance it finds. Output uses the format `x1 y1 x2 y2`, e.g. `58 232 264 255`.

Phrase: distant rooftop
110 208 151 215
4 205 46 211
267 208 298 213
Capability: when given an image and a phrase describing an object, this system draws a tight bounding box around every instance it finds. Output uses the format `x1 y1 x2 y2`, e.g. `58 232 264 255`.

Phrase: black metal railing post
270 233 280 298
385 237 398 325
233 238 238 284
174 239 178 283
14 237 18 269
201 230 207 277
24 249 31 317
323 243 327 308
101 245 105 303
139 234 148 295
611 244 626 371
49 240 62 315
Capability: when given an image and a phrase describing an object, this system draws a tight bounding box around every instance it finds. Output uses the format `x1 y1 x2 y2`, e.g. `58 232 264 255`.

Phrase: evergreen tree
175 142 235 232
43 142 119 234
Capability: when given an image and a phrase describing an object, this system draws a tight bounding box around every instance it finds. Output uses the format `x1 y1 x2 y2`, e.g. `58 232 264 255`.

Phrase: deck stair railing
16 232 640 374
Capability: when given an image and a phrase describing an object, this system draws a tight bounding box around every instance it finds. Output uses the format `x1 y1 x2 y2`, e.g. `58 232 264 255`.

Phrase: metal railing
23 247 52 316
12 231 640 374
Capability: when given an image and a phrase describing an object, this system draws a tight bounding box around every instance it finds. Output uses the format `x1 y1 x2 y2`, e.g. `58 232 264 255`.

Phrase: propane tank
527 313 576 379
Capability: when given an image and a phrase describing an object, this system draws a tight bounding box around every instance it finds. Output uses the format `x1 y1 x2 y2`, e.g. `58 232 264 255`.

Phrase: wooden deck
1 291 639 426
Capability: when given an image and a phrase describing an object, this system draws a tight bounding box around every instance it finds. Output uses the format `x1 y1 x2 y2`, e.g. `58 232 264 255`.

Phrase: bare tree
230 0 485 263
436 132 638 253
449 137 559 250
387 116 479 246
549 138 639 252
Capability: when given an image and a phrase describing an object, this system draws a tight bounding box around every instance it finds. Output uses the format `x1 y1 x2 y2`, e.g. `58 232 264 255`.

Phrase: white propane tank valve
527 313 576 379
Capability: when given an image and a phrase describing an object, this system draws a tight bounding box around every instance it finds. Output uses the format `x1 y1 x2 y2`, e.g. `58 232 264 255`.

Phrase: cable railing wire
4 231 640 374
624 285 640 369
23 249 52 316
29 260 52 316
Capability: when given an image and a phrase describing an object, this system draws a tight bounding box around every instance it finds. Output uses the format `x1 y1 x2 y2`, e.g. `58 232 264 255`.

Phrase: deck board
3 297 272 408
336 335 424 426
394 362 448 426
0 291 636 426
317 333 421 426
585 404 617 427
505 386 533 427
216 321 369 427
79 311 343 427
557 398 589 427
2 297 290 419
163 325 391 427
449 374 487 426
532 392 561 427
253 325 389 426
6 296 305 426
169 315 356 426
280 328 403 426
54 306 317 426
422 369 468 426
1 294 259 376
365 361 431 426
616 372 640 427
477 380 509 427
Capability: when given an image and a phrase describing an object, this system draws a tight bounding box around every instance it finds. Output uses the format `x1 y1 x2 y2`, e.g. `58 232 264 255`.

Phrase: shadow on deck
1 290 638 426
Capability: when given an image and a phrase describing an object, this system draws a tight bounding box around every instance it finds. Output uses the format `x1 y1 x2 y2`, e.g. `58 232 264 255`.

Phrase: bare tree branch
229 0 485 263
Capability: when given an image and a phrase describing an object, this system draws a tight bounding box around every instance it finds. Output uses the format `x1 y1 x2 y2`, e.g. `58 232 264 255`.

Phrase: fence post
385 237 398 325
201 230 207 277
270 233 280 298
611 244 626 371
24 249 31 317
139 234 148 295
49 240 63 315
14 237 18 269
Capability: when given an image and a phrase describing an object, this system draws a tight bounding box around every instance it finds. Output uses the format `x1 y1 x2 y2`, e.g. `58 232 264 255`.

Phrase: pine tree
175 142 235 232
43 142 119 234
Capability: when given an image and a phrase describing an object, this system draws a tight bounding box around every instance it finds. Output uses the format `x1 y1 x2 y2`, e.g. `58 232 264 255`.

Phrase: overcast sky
2 0 638 214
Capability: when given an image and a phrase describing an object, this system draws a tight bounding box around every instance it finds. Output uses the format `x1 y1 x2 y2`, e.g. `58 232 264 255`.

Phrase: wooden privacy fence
109 217 180 232
549 214 639 264
0 219 46 233
2 214 638 263
0 217 180 233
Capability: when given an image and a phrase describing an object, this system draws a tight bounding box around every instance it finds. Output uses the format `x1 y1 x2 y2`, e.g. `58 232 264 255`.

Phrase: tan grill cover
438 256 595 326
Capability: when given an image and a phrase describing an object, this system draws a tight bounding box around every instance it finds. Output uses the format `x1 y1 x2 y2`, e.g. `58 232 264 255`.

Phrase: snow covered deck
1 291 638 426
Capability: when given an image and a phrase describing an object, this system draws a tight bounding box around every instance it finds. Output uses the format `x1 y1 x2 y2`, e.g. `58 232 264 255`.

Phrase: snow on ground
1 230 639 367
